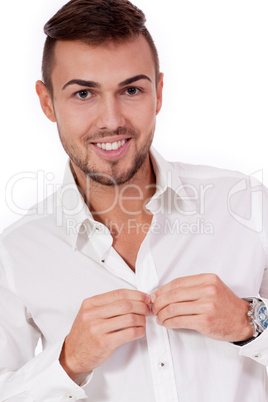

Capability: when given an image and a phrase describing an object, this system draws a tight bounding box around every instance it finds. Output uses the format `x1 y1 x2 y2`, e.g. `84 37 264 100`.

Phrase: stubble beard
58 126 155 186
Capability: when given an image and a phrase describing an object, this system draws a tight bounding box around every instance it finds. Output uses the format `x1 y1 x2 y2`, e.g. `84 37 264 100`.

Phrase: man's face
37 36 163 186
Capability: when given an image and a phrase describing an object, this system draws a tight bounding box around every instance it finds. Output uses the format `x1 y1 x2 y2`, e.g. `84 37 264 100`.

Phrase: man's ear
156 73 164 115
35 80 56 122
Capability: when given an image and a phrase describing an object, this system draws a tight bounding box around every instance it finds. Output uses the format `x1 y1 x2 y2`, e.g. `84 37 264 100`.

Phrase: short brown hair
42 0 160 96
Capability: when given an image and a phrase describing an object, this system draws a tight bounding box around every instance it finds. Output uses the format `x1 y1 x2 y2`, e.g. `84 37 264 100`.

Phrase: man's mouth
94 139 128 151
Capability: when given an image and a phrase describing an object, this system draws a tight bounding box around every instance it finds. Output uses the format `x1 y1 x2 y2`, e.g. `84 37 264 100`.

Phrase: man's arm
0 282 150 400
0 281 90 401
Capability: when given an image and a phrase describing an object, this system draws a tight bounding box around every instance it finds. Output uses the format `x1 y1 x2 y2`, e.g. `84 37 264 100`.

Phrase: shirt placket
136 229 179 402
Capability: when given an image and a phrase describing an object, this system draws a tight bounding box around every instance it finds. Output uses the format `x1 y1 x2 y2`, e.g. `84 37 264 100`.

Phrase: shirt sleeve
238 185 268 365
238 297 268 366
0 262 91 401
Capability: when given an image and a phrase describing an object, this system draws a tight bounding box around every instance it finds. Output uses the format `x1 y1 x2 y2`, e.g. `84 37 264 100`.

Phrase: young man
1 0 268 401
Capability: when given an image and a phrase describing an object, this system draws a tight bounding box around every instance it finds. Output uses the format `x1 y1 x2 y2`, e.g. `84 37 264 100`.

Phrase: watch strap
234 297 262 346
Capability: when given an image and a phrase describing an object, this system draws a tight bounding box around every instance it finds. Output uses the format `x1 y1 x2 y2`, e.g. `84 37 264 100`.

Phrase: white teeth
96 139 126 151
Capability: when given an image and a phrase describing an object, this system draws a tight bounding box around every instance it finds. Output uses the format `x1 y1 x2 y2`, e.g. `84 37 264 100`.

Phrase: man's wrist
59 340 82 382
234 297 268 346
244 297 268 334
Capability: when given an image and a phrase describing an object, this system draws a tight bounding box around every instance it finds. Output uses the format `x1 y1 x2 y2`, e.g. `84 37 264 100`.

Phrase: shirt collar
148 147 195 208
59 161 94 250
59 148 195 249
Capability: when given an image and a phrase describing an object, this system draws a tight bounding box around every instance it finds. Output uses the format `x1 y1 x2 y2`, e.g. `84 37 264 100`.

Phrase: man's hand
151 274 253 342
59 289 150 380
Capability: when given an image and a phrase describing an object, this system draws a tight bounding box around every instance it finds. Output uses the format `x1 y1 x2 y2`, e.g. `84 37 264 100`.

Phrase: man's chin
71 144 151 187
86 168 139 186
85 156 148 187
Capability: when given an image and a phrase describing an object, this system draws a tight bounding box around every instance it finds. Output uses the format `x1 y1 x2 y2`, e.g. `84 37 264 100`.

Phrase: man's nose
96 96 126 131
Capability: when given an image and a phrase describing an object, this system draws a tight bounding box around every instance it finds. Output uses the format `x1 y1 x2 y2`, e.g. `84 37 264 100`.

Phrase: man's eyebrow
62 74 152 91
62 79 100 91
118 74 152 87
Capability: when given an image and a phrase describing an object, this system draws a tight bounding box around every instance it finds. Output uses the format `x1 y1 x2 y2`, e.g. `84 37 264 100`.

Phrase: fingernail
146 294 151 304
152 305 156 315
151 293 156 303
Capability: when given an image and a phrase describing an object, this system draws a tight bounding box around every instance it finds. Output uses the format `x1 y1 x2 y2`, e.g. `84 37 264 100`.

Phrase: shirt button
253 353 262 359
158 361 168 370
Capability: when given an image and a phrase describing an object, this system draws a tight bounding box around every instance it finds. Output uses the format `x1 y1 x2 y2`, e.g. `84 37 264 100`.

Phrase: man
0 0 268 401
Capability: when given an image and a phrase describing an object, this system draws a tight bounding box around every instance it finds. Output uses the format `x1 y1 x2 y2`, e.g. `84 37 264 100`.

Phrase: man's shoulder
152 149 255 196
153 149 250 184
1 191 60 244
170 160 248 183
168 160 265 211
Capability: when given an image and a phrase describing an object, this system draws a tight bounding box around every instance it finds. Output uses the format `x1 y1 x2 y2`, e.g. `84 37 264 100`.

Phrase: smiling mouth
94 139 129 151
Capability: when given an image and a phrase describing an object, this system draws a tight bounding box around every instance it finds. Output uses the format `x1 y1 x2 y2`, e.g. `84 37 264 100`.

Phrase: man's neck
71 156 156 228
71 157 156 271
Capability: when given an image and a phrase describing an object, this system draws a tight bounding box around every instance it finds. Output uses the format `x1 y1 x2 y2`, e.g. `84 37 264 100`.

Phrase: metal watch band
233 297 263 347
244 297 261 338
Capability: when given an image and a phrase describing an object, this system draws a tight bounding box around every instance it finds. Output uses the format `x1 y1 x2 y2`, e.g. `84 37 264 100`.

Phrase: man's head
36 0 163 187
42 0 160 97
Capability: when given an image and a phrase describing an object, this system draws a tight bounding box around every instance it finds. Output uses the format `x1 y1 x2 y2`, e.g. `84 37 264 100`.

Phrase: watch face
257 304 268 329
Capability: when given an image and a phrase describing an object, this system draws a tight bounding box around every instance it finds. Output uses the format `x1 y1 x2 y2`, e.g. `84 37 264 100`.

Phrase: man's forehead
51 36 156 87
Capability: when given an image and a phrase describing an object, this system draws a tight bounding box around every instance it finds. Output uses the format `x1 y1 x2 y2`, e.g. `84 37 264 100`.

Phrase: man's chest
12 213 265 346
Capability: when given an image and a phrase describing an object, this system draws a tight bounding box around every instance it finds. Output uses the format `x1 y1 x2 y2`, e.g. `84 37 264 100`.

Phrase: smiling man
1 0 268 401
38 38 161 188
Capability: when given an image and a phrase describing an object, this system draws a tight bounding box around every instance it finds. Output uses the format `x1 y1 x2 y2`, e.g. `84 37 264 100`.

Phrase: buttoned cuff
237 298 268 366
20 339 93 401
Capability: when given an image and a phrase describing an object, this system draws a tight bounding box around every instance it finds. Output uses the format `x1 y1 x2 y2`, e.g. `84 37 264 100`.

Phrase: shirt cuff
237 298 268 366
75 371 93 387
20 339 93 401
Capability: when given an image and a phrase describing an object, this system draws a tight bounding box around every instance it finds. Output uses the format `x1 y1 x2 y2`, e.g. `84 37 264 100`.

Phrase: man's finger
161 314 205 331
152 285 204 315
151 273 218 299
83 289 150 308
156 300 209 325
108 313 147 333
107 325 146 349
88 300 150 321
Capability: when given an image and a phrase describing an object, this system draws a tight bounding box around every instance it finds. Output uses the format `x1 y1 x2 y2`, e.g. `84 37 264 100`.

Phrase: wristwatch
244 297 268 337
234 298 268 346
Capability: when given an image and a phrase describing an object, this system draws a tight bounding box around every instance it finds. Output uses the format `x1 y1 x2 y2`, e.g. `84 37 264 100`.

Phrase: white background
0 0 267 232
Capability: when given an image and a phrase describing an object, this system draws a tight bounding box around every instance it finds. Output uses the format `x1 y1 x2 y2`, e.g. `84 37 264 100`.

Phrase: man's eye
75 90 92 100
125 87 140 96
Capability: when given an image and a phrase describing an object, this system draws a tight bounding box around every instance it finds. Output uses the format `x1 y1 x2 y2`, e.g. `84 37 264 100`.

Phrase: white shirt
1 148 268 402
